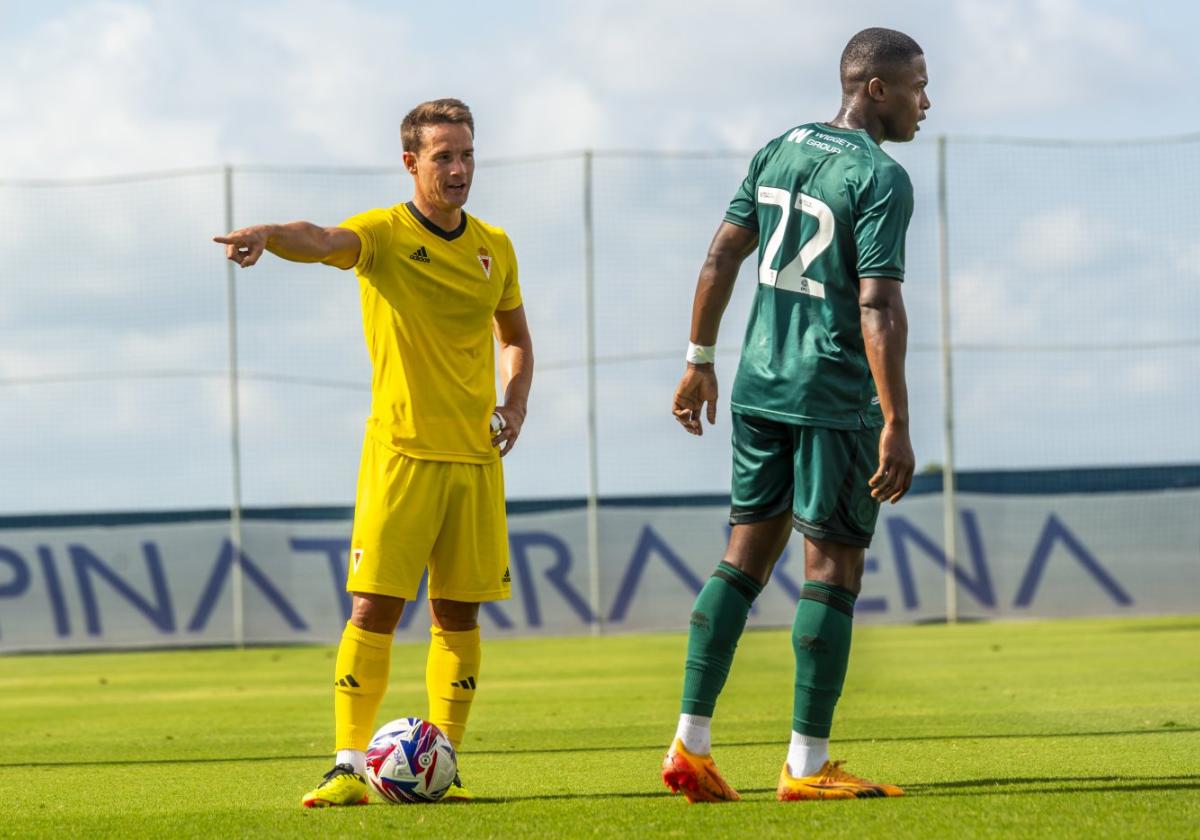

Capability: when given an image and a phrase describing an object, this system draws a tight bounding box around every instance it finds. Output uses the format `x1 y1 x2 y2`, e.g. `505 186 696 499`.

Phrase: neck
410 193 462 232
826 102 885 144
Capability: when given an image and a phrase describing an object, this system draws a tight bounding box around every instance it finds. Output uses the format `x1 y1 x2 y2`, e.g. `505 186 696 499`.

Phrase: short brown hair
401 98 474 153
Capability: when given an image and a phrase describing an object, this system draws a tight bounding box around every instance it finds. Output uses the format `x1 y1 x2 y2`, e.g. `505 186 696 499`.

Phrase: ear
867 77 888 102
402 150 418 173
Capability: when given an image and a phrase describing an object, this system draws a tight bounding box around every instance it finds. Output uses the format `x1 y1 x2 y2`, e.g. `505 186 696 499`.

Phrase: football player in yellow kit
214 98 533 807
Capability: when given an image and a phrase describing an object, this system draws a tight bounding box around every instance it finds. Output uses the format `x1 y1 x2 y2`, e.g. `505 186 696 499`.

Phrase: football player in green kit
662 27 929 803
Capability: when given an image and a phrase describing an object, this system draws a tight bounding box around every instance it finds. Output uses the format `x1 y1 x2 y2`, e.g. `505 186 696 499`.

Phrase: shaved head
840 28 924 86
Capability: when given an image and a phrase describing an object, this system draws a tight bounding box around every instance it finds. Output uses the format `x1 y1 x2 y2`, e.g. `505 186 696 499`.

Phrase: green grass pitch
1 616 1197 838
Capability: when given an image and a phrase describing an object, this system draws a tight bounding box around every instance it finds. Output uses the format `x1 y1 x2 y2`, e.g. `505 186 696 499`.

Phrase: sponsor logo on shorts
501 566 511 584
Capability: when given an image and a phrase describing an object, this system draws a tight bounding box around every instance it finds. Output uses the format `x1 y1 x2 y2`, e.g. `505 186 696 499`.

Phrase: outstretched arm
671 221 758 436
213 223 361 270
492 304 533 457
860 276 914 503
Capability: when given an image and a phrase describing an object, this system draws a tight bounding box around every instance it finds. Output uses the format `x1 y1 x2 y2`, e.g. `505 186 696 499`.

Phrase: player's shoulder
873 153 913 201
860 138 910 179
464 213 512 247
841 138 912 201
340 204 405 230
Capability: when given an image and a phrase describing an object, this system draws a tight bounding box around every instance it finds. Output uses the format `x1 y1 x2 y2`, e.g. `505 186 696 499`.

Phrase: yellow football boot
442 771 474 802
661 738 740 803
776 760 904 801
300 763 369 808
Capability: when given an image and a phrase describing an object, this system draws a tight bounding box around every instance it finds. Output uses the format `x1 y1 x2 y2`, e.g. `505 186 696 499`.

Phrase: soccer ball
365 717 458 803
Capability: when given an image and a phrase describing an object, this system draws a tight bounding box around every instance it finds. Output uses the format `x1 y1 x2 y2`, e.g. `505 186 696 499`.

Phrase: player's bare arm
672 221 759 436
492 304 533 457
213 223 361 270
860 276 914 503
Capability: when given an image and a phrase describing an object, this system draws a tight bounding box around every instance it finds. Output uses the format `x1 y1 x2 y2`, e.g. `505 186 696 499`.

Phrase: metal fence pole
582 150 603 635
936 137 958 624
223 165 246 648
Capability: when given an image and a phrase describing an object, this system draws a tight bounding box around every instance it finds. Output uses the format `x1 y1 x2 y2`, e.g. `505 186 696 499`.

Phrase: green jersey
725 123 914 429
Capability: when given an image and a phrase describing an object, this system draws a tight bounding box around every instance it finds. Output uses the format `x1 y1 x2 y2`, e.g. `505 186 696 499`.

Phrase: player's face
881 54 930 142
406 122 475 212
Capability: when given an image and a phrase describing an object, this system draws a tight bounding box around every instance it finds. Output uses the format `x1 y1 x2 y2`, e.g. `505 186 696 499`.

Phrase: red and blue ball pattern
365 717 458 803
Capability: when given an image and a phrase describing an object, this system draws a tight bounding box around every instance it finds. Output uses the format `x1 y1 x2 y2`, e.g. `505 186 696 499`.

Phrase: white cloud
1125 358 1173 396
0 3 221 176
945 0 1175 119
1174 242 1200 277
1012 206 1126 269
949 265 1044 343
3 0 1196 178
0 322 221 379
496 77 611 152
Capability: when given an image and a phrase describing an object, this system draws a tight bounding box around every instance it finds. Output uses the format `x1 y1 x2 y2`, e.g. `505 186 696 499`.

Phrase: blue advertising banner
1 472 1197 652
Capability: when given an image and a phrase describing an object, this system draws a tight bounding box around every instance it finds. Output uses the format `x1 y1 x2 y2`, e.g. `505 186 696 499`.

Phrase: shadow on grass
904 773 1200 798
425 775 1200 805
908 773 1200 790
433 791 674 805
4 726 1196 769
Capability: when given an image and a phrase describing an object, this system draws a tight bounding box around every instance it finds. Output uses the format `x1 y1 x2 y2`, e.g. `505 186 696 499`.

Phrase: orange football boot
661 738 740 803
776 760 904 801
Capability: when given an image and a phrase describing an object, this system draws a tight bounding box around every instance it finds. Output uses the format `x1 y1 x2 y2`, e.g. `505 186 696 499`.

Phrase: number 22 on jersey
756 186 833 299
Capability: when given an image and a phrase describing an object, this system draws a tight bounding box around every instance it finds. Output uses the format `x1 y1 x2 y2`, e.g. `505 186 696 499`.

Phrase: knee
804 540 865 594
723 513 794 585
807 562 863 594
841 566 864 595
722 555 774 586
351 592 406 634
430 599 480 632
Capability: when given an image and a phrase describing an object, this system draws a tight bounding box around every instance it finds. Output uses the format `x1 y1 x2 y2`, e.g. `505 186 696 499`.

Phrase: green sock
792 581 857 738
680 562 764 717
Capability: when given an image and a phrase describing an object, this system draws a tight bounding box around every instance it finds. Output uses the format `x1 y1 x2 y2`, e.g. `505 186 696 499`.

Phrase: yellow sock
333 621 393 751
426 625 481 750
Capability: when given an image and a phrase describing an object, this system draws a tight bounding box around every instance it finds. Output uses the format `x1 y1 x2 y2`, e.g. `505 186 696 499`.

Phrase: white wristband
686 342 716 365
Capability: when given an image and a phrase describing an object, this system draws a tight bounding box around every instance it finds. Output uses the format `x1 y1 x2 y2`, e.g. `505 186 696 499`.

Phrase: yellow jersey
340 201 522 464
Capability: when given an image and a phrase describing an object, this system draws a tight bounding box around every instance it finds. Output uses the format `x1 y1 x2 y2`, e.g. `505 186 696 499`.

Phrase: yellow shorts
348 435 511 603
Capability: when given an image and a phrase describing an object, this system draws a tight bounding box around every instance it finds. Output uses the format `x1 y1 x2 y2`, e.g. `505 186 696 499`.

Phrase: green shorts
729 412 882 548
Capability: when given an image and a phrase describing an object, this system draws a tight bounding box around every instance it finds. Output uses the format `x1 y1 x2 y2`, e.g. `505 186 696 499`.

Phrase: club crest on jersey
477 247 492 279
351 548 364 574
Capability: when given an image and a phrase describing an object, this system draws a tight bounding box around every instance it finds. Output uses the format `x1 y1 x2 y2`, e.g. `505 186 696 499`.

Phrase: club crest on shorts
477 247 492 279
351 548 364 574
